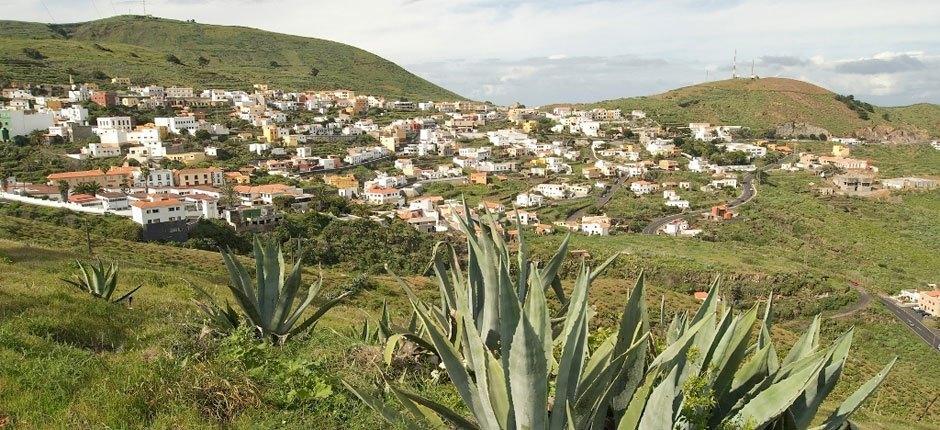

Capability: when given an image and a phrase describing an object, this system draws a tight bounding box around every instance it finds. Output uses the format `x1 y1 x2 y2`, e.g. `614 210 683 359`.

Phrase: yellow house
164 152 207 165
832 145 851 157
263 125 280 144
380 136 397 152
282 134 302 147
522 120 539 134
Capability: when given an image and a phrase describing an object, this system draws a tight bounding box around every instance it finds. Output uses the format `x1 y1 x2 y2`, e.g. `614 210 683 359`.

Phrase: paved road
879 296 940 350
641 171 756 235
565 175 628 223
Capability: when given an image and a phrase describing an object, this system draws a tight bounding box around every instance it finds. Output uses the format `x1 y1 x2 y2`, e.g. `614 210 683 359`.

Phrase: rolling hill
0 15 460 101
586 77 940 139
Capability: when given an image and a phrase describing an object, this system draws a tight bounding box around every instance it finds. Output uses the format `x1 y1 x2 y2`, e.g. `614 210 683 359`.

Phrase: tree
139 166 150 193
219 179 239 209
57 180 70 201
820 164 845 178
272 195 296 212
73 181 102 196
194 129 212 141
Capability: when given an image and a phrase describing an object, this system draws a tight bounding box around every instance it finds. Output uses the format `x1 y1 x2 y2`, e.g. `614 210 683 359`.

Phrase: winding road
641 171 757 235
565 176 628 223
879 296 940 350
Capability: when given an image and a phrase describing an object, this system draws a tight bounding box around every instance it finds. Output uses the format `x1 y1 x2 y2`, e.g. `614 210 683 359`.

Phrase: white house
645 139 675 156
96 116 133 132
580 215 611 236
515 192 544 208
534 183 568 199
130 196 186 225
80 143 121 159
155 116 198 135
0 109 55 138
630 181 657 195
363 187 403 206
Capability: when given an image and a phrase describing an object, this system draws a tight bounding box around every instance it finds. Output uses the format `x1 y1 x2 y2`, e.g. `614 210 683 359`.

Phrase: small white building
130 197 186 225
515 192 544 208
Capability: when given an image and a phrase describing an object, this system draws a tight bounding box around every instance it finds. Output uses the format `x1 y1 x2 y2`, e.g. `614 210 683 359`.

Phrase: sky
5 0 940 106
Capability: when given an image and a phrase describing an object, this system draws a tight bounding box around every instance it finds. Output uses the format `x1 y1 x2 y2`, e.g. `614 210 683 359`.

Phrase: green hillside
0 15 460 100
587 77 940 138
0 143 937 427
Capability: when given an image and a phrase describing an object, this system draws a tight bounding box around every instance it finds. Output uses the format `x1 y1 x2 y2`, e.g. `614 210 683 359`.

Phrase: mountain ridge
0 15 461 100
582 77 940 139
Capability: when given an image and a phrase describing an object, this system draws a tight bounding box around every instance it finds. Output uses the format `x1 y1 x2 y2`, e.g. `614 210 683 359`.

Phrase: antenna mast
732 49 738 79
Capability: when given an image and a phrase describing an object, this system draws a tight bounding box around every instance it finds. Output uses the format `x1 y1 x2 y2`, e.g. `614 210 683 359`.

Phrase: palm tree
139 165 151 194
57 180 70 201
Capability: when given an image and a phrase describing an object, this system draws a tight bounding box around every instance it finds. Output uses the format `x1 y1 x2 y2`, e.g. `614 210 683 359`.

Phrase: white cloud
3 0 940 105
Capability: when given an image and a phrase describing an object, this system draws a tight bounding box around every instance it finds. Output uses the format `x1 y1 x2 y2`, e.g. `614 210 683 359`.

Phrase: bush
165 54 183 65
22 48 45 60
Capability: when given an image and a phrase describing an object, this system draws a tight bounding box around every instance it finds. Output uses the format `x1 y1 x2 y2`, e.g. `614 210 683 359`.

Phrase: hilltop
0 15 460 100
585 77 940 140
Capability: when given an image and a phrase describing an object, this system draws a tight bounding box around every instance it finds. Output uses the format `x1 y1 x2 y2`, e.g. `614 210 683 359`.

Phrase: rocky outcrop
853 124 929 143
774 122 831 139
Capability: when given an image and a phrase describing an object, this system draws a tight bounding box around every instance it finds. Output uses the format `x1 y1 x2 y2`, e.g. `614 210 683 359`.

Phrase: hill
0 15 460 100
585 77 940 139
0 160 937 427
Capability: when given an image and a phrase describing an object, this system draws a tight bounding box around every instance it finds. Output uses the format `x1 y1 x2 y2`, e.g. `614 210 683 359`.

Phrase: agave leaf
509 312 549 429
782 315 821 367
341 380 408 425
648 312 711 371
289 289 353 338
689 275 721 326
733 355 826 428
111 284 143 304
526 266 554 368
637 361 682 429
383 333 437 366
385 384 449 429
817 357 896 430
394 387 480 429
791 329 855 428
617 368 661 430
549 299 588 430
540 233 570 303
415 303 500 429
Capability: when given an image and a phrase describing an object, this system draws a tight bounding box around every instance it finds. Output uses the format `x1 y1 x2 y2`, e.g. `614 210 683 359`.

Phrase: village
1 78 937 243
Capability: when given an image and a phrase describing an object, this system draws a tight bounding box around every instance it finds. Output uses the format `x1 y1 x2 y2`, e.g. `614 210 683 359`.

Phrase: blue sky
5 0 940 106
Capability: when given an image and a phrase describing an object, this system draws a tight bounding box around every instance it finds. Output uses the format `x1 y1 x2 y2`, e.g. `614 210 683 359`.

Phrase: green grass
0 15 459 101
586 77 940 137
0 142 937 427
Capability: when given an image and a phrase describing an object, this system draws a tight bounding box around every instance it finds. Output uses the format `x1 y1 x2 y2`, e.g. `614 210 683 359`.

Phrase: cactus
64 259 141 303
346 209 896 429
195 237 352 344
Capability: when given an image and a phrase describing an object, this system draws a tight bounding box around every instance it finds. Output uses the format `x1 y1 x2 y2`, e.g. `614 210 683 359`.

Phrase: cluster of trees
185 215 437 275
835 94 875 120
676 137 751 165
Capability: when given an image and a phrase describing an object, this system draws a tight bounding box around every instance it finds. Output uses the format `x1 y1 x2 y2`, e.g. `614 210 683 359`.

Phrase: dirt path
830 283 872 318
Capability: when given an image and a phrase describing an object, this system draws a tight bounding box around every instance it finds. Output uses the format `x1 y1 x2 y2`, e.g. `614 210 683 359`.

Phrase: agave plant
64 259 141 303
194 238 353 344
381 203 611 364
345 209 896 429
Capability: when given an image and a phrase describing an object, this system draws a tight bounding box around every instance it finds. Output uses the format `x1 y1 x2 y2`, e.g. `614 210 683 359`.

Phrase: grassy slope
0 144 937 427
587 78 940 137
0 15 459 100
0 220 935 427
